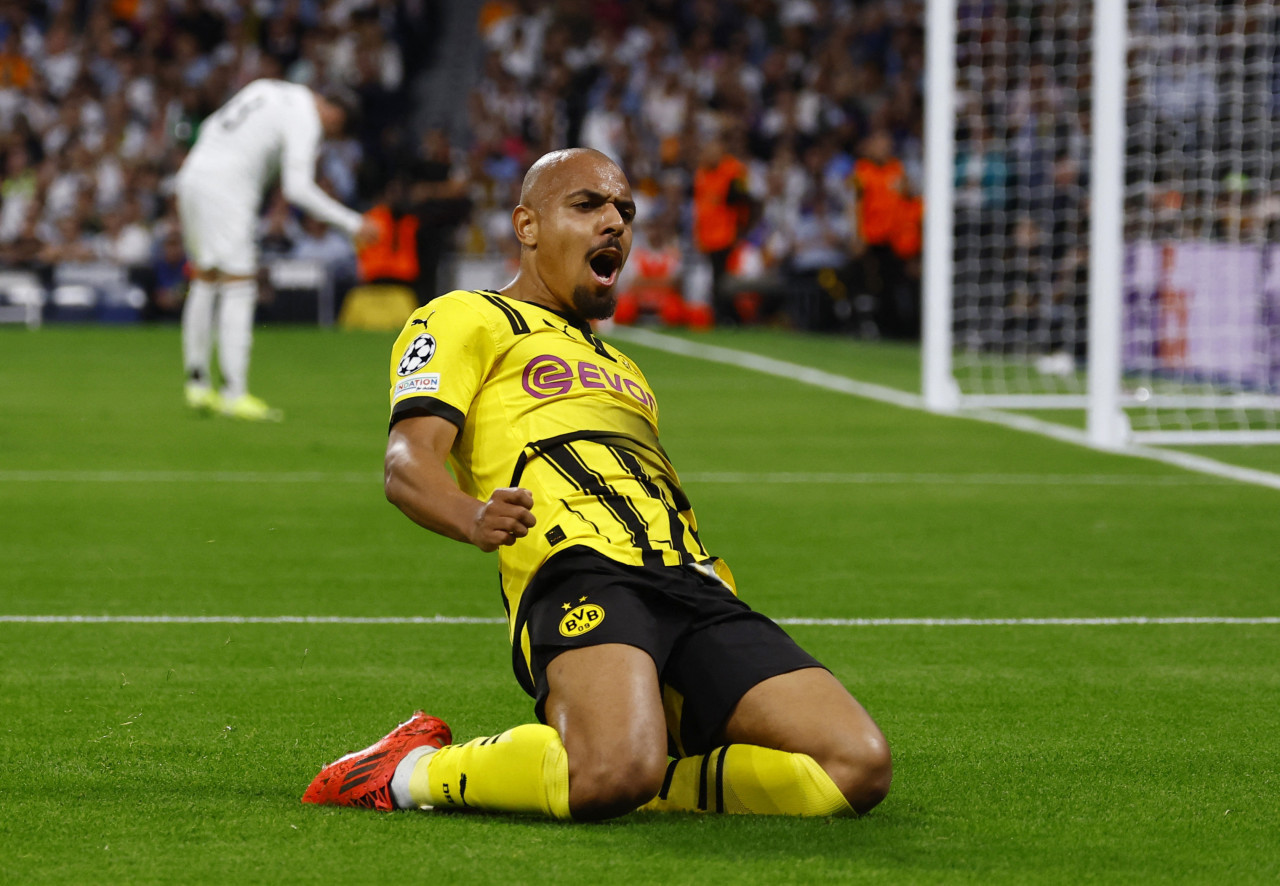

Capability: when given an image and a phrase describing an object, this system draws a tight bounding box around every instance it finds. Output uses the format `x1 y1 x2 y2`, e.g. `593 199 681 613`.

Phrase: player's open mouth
588 248 622 287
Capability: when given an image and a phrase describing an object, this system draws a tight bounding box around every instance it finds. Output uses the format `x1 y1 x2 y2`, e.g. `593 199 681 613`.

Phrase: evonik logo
521 354 655 412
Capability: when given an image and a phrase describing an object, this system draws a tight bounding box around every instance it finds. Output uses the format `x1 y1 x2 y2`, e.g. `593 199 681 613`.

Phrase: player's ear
512 204 538 247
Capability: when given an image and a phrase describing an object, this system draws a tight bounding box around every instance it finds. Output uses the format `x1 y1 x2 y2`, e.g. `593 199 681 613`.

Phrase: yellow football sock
640 744 854 816
409 724 571 820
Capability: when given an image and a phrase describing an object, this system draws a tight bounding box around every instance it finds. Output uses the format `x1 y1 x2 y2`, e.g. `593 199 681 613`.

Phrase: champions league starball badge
397 333 437 376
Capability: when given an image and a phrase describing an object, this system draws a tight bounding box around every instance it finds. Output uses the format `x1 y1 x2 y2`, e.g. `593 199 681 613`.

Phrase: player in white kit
176 79 378 421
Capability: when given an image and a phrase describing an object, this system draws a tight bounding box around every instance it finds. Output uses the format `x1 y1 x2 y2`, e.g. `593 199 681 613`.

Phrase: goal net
925 0 1280 444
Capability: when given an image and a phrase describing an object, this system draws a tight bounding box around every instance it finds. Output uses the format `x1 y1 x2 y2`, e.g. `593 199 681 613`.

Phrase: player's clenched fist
471 487 536 552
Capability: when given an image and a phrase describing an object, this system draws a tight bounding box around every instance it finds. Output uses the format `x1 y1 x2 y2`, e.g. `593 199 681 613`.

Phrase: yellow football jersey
388 289 720 641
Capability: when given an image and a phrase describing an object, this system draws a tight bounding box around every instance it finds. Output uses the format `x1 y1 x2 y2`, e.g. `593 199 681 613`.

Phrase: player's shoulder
604 337 646 381
431 289 504 308
247 77 303 96
243 79 314 121
419 289 540 335
395 290 521 345
231 77 293 104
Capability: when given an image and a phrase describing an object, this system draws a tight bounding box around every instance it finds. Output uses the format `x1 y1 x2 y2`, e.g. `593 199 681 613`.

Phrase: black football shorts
521 545 825 757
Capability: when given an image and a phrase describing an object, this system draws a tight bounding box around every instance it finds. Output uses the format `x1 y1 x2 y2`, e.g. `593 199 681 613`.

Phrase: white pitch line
968 408 1280 492
0 614 505 625
609 326 924 410
607 327 1280 492
2 615 1277 626
0 469 1230 487
777 616 1280 626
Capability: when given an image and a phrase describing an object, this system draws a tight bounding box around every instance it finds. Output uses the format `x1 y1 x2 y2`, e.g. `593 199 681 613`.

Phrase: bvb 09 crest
559 601 605 637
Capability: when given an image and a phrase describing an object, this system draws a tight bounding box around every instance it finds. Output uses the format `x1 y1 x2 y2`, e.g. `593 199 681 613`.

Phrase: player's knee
821 727 893 815
568 749 667 821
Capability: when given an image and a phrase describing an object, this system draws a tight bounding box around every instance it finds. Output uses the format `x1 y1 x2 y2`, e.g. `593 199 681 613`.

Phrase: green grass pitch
2 324 1277 884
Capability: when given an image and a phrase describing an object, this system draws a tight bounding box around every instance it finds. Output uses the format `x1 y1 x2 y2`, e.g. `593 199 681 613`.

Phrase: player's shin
406 724 572 820
182 278 218 382
640 744 854 816
217 278 257 400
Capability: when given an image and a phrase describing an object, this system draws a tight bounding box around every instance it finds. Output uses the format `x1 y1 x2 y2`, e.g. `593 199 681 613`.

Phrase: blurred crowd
464 0 928 335
0 0 936 335
4 1 1276 337
0 0 432 319
948 1 1279 359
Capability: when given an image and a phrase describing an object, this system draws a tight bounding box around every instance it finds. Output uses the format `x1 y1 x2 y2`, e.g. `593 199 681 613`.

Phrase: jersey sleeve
388 296 498 432
279 97 364 236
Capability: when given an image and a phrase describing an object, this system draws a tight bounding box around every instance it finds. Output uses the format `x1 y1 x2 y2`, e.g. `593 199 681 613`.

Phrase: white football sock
217 279 257 401
182 279 218 386
390 745 438 809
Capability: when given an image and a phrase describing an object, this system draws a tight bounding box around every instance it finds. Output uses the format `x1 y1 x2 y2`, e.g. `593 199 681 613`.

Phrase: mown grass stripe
0 469 1232 487
2 615 1276 626
683 471 1231 486
0 470 376 484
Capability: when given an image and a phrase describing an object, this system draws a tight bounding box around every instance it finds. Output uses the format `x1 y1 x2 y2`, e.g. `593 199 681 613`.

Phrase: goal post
922 0 959 414
1086 0 1126 448
923 0 1280 446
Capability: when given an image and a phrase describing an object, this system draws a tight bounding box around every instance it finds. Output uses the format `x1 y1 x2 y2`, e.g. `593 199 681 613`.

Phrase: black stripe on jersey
561 499 604 536
714 746 729 813
660 476 693 513
605 444 695 560
509 430 668 487
477 292 531 335
543 443 664 566
540 444 642 543
509 449 530 489
498 572 511 622
685 520 706 554
389 397 466 433
580 328 616 363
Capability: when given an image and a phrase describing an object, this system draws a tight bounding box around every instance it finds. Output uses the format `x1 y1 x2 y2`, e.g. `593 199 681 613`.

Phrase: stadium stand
1 0 936 336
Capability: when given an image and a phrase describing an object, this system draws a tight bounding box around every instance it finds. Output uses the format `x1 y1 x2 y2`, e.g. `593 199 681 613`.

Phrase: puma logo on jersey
543 319 574 339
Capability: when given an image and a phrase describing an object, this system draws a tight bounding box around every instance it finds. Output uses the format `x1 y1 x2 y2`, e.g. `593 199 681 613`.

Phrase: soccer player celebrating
175 79 378 421
302 149 891 820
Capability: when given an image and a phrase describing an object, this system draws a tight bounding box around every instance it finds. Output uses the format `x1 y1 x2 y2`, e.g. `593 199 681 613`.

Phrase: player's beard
572 283 618 321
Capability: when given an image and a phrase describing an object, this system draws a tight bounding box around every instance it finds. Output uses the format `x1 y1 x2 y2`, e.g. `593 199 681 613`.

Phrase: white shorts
176 167 259 277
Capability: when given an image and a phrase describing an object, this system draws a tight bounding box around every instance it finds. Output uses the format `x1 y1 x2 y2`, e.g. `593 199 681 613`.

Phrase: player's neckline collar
482 290 594 333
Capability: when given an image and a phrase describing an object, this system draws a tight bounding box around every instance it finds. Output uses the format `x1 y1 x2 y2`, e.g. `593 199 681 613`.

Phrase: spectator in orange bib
358 177 420 287
693 132 754 327
851 129 921 338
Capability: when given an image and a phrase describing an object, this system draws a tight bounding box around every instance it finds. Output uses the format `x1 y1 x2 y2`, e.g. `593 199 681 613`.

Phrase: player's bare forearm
384 433 481 543
384 416 535 552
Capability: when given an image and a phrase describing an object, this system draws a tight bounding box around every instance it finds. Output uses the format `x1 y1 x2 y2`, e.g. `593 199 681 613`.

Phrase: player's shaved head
519 148 621 211
504 148 634 322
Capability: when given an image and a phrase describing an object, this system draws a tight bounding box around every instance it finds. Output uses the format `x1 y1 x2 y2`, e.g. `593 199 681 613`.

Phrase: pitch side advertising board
1124 241 1280 391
